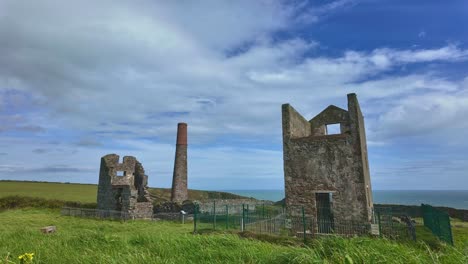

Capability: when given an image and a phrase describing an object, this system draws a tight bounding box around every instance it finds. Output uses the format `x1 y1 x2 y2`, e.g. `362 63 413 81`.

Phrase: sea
223 190 468 210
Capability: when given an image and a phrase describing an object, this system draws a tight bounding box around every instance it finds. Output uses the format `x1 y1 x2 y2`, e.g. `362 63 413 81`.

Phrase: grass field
451 219 468 246
1 209 467 264
0 181 98 203
0 181 246 204
1 181 467 263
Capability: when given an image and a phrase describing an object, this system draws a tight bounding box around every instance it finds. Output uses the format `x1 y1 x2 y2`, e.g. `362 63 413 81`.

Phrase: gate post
193 204 198 233
225 205 229 230
213 200 216 230
242 204 245 231
377 211 382 238
302 206 307 243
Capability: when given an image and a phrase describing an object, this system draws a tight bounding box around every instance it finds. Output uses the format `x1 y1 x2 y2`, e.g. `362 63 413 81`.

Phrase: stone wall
282 93 373 224
97 154 153 219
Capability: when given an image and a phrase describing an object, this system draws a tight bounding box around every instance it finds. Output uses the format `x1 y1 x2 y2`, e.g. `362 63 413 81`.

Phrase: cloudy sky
1 0 467 190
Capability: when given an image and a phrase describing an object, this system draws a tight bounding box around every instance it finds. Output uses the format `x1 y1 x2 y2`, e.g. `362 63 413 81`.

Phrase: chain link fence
61 207 131 220
61 207 190 222
193 203 416 242
61 202 421 244
193 202 284 233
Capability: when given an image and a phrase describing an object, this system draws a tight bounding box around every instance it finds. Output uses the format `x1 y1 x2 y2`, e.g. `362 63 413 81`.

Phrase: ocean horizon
222 189 468 210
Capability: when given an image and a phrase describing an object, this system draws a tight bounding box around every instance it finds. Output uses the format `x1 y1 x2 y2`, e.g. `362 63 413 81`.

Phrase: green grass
1 209 467 264
0 181 247 204
0 181 98 203
451 218 468 247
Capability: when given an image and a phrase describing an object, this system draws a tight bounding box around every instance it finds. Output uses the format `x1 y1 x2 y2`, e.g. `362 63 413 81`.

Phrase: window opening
325 123 341 135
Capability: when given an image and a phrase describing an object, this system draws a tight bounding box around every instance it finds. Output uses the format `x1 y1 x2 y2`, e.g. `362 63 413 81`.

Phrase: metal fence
61 207 131 220
374 206 416 240
194 203 284 233
61 204 420 243
193 203 415 242
421 203 454 245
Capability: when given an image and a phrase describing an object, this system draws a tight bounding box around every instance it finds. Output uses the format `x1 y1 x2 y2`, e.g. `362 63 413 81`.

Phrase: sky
1 0 468 190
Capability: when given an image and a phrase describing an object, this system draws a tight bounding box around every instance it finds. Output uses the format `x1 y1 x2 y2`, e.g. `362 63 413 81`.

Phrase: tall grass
1 209 466 264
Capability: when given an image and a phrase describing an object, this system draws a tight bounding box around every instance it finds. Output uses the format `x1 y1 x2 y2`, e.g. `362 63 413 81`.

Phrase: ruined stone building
97 154 153 218
171 123 188 203
282 93 373 227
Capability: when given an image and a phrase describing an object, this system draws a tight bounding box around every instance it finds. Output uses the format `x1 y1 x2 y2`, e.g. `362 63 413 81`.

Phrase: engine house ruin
282 93 373 227
97 154 153 219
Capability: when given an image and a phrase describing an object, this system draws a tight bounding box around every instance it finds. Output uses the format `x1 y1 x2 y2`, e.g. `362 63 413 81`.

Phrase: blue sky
1 0 467 190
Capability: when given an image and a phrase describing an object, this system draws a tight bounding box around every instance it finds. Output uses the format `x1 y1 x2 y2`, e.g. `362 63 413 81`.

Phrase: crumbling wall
282 93 373 224
97 154 153 219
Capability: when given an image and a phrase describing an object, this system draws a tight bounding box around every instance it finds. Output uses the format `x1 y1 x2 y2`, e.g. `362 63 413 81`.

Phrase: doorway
316 192 334 233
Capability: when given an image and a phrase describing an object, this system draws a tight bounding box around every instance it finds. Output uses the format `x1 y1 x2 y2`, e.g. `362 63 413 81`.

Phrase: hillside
0 180 247 204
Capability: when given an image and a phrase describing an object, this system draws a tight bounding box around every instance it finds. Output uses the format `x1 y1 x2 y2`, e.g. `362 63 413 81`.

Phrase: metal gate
316 193 334 233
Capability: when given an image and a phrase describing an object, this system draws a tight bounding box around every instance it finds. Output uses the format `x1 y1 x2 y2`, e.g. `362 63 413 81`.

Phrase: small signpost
180 210 186 224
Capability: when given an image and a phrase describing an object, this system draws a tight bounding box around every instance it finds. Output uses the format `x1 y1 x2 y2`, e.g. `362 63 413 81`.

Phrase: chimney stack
171 123 188 202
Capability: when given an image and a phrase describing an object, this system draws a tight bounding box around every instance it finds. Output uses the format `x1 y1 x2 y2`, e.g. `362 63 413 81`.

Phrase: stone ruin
282 93 373 225
96 123 190 218
97 154 153 219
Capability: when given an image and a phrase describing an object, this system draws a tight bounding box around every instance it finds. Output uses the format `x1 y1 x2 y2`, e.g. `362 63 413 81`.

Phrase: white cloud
2 0 466 143
373 88 468 140
372 45 468 64
1 0 468 189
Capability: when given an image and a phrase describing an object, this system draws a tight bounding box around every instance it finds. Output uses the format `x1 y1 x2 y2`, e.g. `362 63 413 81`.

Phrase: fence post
302 206 307 243
225 205 229 230
269 214 272 234
409 219 416 241
247 204 249 224
213 200 216 230
447 215 454 245
435 212 441 238
242 204 245 231
377 211 382 238
193 204 198 233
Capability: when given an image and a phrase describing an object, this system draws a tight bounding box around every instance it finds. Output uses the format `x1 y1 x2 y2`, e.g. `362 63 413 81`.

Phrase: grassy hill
1 209 466 264
0 181 247 204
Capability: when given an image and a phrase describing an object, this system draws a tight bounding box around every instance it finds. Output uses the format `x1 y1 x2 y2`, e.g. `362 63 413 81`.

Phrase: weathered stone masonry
282 93 373 224
97 154 153 218
171 123 188 203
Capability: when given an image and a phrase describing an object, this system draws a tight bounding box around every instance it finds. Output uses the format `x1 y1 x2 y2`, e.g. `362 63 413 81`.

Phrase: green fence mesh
193 202 414 243
421 204 454 245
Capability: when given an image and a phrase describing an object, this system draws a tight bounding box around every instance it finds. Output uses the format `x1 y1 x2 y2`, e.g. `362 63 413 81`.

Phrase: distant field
0 181 246 204
0 181 98 203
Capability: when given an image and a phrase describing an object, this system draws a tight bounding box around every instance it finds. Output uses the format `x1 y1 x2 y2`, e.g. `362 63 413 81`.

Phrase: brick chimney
171 123 188 202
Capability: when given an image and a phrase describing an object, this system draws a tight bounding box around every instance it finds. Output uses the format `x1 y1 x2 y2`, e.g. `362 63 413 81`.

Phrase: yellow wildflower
18 253 34 263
